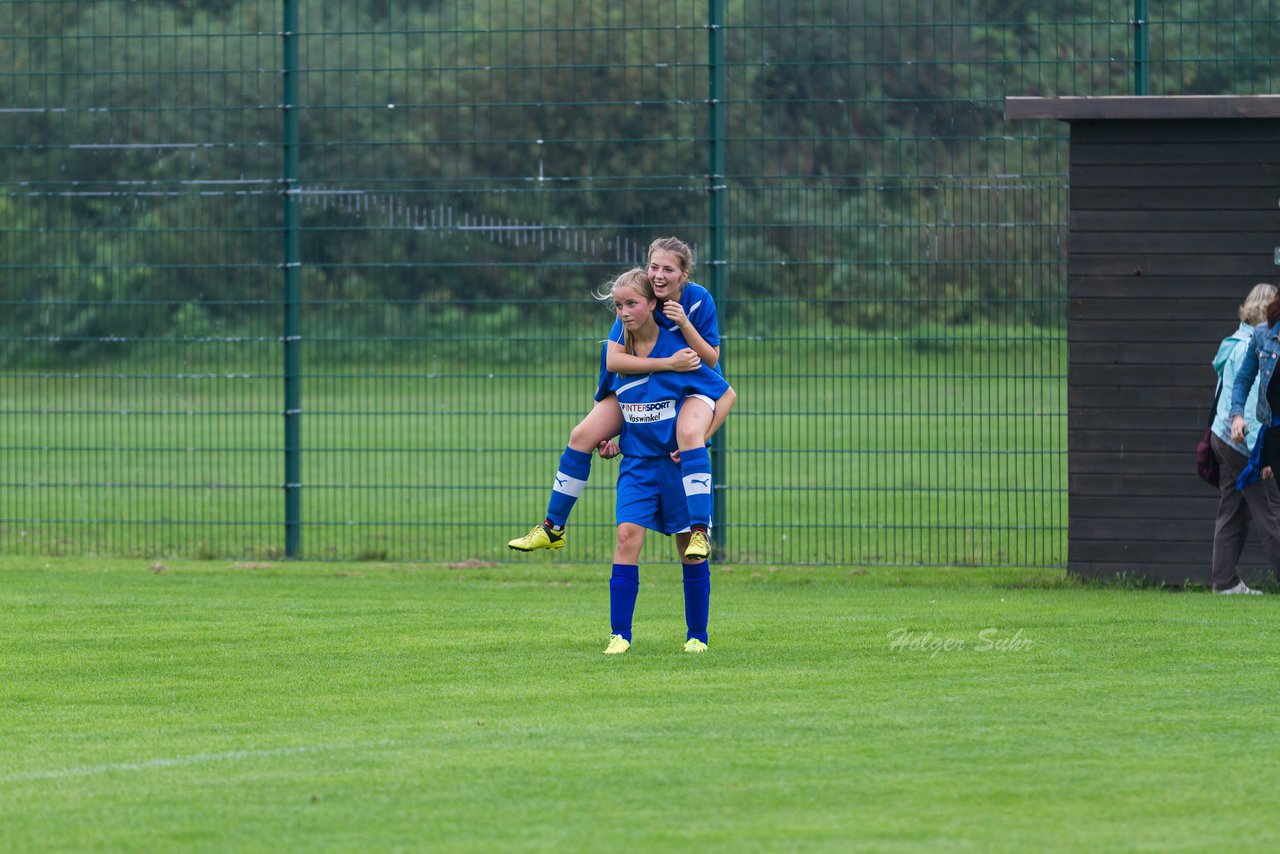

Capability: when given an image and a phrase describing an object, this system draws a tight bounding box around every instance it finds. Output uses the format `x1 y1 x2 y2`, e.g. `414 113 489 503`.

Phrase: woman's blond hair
1240 283 1277 325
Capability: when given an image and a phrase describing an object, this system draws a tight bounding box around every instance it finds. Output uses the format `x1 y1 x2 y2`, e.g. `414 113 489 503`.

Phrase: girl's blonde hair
1240 283 1277 325
596 268 655 356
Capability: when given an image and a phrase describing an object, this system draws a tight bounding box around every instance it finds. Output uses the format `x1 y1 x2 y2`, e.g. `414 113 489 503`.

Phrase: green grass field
3 557 1276 852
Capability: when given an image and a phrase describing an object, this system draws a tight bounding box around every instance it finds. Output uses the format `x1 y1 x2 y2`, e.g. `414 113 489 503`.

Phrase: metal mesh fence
2 1 1277 564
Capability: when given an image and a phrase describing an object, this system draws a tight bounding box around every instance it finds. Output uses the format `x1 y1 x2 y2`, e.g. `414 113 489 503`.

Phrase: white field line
0 741 397 784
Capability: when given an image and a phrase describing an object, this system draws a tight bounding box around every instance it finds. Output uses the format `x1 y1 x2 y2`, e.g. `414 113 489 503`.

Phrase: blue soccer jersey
607 282 721 351
610 326 730 458
595 282 721 401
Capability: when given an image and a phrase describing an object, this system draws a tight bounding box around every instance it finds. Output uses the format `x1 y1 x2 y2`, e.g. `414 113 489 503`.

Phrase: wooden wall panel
1066 118 1280 584
1071 211 1280 233
1069 275 1273 299
1071 186 1280 211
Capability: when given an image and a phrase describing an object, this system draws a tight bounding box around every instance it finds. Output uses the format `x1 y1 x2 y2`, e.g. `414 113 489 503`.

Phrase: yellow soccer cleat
604 634 631 655
683 529 710 561
508 523 566 552
683 638 708 653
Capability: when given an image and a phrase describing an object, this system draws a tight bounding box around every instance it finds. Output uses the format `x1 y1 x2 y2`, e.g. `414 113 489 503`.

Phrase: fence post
708 0 728 558
1132 0 1149 95
282 0 302 557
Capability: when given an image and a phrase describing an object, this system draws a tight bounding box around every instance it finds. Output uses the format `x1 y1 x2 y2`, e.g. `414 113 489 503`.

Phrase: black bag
1197 381 1223 487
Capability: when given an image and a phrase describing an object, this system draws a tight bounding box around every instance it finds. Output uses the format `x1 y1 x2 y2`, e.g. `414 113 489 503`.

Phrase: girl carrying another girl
508 236 727 561
593 268 736 653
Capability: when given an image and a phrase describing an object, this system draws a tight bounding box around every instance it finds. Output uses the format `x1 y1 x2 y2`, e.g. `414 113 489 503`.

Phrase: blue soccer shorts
616 454 700 535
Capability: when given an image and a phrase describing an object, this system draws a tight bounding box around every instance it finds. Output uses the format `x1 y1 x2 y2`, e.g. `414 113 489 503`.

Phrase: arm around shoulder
604 340 648 375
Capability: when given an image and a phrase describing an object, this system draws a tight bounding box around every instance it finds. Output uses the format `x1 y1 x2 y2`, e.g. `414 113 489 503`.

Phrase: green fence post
708 0 728 559
1133 0 1149 95
282 0 302 557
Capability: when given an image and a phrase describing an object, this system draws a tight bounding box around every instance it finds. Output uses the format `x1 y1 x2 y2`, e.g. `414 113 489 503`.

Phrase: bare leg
675 399 713 452
615 523 647 564
569 396 624 453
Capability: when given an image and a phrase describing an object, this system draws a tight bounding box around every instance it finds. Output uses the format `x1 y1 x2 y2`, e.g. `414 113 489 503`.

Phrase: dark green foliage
1 1 1276 363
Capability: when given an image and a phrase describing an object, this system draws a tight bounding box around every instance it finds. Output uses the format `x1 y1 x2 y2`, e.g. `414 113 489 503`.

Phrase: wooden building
1005 95 1280 584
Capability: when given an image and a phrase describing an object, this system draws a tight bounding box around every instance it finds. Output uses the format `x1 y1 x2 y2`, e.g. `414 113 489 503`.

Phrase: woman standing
1220 283 1280 593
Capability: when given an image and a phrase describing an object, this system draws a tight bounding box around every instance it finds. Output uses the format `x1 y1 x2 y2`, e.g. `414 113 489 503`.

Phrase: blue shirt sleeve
683 284 720 348
1231 326 1264 418
593 319 628 402
593 342 614 402
681 363 730 401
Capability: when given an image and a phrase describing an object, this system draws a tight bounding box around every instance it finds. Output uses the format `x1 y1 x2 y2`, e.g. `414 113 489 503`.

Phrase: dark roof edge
1005 95 1280 121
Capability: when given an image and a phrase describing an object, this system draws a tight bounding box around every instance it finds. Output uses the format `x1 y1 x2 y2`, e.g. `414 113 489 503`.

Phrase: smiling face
647 249 689 302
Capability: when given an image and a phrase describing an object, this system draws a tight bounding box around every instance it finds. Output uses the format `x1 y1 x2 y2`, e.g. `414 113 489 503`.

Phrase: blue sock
682 560 710 643
680 446 713 528
545 447 592 528
610 564 640 641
